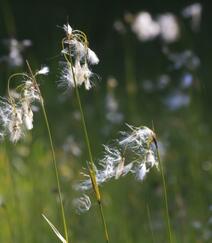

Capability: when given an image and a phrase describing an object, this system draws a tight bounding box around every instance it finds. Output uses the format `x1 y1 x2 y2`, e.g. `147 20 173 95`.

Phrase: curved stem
7 73 29 102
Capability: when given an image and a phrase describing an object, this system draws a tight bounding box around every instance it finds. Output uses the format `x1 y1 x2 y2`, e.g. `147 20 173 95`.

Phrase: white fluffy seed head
22 101 33 130
146 150 158 170
37 66 49 75
87 48 99 65
136 163 149 181
60 23 99 91
8 108 23 143
63 24 72 36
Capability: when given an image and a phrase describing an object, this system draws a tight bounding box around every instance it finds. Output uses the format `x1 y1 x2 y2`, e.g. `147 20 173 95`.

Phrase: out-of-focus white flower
1 38 32 67
72 194 91 214
63 135 82 157
157 13 180 43
163 47 200 71
164 91 190 110
131 12 160 41
182 3 202 31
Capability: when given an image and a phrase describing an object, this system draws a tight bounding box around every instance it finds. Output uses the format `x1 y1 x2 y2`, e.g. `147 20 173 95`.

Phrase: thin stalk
154 140 172 243
68 60 109 242
146 204 156 243
40 100 69 243
3 205 14 243
4 142 26 243
26 61 69 243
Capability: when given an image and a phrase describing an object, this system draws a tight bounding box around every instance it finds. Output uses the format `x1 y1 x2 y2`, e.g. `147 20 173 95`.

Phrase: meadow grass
0 16 210 243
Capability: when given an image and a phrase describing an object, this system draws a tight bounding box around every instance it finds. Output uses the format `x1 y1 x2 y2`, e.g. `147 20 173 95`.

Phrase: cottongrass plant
75 125 159 195
75 124 173 242
59 23 109 242
0 65 48 142
0 63 69 243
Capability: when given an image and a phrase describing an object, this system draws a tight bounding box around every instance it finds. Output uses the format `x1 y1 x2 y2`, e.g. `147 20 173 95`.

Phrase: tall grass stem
155 140 172 243
26 61 69 243
68 60 110 243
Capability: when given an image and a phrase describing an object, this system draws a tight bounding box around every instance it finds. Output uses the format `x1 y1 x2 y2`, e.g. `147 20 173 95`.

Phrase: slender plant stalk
68 59 109 242
3 205 14 243
3 142 26 243
26 61 69 243
40 103 69 243
154 140 172 243
146 204 156 243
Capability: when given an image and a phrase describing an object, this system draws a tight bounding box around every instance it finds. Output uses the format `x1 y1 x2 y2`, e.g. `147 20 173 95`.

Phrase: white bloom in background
157 13 180 43
105 77 123 124
163 47 200 71
1 38 32 67
132 12 160 41
72 194 91 214
182 3 202 31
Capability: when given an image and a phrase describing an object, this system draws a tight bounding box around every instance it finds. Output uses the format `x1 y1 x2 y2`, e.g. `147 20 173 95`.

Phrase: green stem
25 60 69 243
3 205 14 243
40 101 69 243
146 204 155 243
155 140 172 243
4 142 25 243
68 60 109 242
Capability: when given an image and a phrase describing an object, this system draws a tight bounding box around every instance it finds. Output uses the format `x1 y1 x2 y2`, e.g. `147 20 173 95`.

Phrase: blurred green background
0 0 212 242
